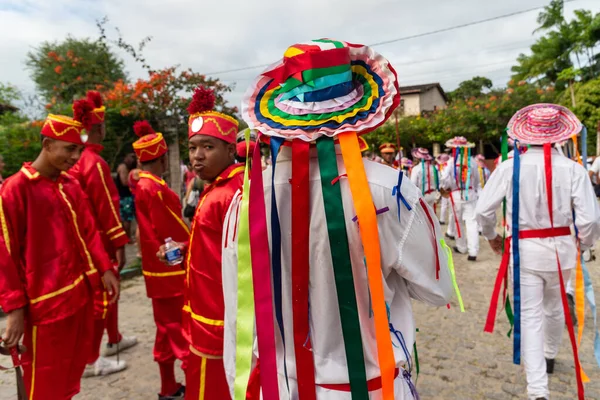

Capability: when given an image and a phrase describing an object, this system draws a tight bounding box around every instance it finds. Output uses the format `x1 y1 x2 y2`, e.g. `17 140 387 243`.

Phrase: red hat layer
187 86 239 143
132 121 168 162
379 142 397 153
41 114 87 145
86 91 105 125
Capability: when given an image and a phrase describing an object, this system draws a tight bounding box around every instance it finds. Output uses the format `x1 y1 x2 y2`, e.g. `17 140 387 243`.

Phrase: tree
570 77 600 154
448 76 493 101
25 36 126 105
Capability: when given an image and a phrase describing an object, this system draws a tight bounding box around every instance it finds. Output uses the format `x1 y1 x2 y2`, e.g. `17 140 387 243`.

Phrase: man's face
381 151 396 164
188 135 235 182
44 138 84 171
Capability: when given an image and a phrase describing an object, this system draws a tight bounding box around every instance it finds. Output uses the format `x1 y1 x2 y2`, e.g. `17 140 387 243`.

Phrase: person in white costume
476 104 600 400
436 154 451 225
220 39 453 400
440 136 481 261
410 147 440 207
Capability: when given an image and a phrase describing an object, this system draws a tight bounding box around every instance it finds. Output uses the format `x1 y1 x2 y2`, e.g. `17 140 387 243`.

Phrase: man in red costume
70 91 137 377
159 86 243 399
132 120 189 400
0 114 119 399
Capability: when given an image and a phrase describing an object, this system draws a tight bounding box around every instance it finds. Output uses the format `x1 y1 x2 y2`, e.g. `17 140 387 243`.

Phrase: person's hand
488 235 504 255
115 246 126 271
102 270 120 304
156 242 186 265
439 188 451 198
2 308 24 348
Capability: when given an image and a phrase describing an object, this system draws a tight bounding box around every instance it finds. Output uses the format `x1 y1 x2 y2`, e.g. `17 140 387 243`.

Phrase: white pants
448 195 479 257
440 197 450 223
521 268 571 400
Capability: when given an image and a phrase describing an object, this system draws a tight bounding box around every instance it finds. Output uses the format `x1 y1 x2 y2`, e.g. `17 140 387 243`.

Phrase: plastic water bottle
164 237 183 266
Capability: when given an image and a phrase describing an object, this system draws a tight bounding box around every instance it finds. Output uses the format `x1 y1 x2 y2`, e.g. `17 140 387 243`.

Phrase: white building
399 83 448 116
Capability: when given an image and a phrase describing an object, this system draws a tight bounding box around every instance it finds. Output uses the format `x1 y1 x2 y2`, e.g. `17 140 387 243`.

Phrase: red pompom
72 99 94 131
86 91 103 108
187 86 215 114
133 120 155 138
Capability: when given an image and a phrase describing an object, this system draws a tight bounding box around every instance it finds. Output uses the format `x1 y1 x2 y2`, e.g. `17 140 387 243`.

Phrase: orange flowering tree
25 37 126 105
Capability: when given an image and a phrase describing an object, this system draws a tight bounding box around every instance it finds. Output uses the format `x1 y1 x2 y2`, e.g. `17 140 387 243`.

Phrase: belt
318 368 400 392
517 226 571 239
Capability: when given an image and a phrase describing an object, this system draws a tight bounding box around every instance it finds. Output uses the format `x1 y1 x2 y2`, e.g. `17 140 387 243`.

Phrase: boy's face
381 151 395 164
43 138 84 171
188 135 235 182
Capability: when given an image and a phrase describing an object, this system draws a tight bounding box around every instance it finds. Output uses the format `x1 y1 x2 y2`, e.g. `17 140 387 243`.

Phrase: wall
420 88 447 112
402 93 421 116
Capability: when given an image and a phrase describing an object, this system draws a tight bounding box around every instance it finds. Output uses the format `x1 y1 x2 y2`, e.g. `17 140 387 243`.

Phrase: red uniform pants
152 296 188 366
22 300 93 400
185 350 230 400
88 275 122 364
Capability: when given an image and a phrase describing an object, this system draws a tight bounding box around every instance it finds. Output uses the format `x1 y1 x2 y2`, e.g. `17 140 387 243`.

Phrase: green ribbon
316 137 369 399
413 328 420 382
440 239 465 312
234 130 254 399
500 129 515 337
280 64 351 92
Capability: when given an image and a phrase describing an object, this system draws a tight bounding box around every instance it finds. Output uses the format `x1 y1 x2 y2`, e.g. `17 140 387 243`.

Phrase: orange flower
31 120 44 127
475 105 480 109
518 80 526 86
506 88 514 94
45 103 52 109
467 101 474 106
47 51 57 59
489 95 497 101
72 63 76 67
54 65 62 74
66 50 74 59
76 76 83 81
485 104 490 109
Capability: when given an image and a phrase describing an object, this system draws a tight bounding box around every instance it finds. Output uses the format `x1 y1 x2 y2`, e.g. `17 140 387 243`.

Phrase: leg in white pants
440 197 449 223
520 268 571 400
462 200 480 257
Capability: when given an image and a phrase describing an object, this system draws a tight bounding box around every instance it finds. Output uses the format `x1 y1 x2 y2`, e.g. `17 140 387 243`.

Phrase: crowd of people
0 39 599 400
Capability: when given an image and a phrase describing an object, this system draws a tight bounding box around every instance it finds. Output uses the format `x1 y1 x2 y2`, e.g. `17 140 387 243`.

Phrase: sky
1 0 599 114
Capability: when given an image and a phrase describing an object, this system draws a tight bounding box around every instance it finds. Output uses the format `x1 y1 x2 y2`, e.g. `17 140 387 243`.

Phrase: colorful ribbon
291 140 317 400
391 172 412 221
316 136 369 398
440 239 465 312
249 137 280 399
512 142 521 365
339 131 395 400
234 130 255 400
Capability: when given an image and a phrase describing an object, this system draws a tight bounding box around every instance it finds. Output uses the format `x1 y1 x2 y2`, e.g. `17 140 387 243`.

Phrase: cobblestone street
1 237 600 399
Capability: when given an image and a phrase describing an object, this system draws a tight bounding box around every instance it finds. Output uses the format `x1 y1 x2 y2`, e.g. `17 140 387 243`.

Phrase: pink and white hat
445 136 475 149
507 103 581 145
436 153 450 163
400 157 412 168
475 154 486 167
411 147 433 161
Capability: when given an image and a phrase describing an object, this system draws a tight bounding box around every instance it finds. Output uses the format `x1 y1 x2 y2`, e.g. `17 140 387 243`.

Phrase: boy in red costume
132 121 189 400
0 114 119 399
70 91 136 377
159 87 243 399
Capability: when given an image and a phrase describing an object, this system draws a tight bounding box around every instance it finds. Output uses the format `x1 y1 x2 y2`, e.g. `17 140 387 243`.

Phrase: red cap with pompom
132 120 168 162
187 86 238 143
86 91 105 125
41 114 87 145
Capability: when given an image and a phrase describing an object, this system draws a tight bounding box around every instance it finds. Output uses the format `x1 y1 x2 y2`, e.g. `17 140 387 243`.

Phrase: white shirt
589 157 600 184
440 156 481 202
410 161 438 194
476 147 600 272
222 147 452 398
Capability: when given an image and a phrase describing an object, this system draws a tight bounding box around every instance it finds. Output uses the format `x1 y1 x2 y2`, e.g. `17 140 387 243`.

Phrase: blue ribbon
465 148 471 201
269 136 290 391
392 171 412 221
512 143 522 365
582 259 600 367
421 161 426 193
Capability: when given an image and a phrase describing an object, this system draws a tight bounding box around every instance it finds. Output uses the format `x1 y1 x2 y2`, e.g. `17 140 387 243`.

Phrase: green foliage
448 76 493 101
25 36 126 105
0 83 20 106
570 77 600 154
0 113 42 176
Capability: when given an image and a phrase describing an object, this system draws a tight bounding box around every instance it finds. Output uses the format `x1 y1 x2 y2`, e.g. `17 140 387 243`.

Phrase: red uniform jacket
70 144 129 258
183 163 244 356
0 163 112 324
135 171 190 299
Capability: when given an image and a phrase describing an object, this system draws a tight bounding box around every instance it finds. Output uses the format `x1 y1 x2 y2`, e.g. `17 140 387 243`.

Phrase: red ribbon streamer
291 140 317 400
448 194 462 238
420 199 440 280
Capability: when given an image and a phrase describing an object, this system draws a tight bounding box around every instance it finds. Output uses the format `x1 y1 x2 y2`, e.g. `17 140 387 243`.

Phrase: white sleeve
590 157 600 174
571 164 600 250
396 199 453 306
475 164 510 240
222 190 243 398
440 159 454 190
409 167 420 190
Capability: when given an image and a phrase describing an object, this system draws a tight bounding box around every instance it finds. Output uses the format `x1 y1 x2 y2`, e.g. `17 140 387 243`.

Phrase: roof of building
399 83 448 102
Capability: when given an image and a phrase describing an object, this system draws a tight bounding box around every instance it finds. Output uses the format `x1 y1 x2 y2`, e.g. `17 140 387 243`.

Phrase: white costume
222 154 453 399
476 147 600 399
441 156 481 258
409 160 440 207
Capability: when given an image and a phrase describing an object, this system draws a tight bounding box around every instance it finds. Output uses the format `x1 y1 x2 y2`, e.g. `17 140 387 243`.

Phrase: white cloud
1 0 599 112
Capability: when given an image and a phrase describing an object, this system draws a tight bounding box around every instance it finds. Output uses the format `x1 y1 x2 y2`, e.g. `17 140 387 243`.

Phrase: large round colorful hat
411 147 432 161
241 39 400 142
41 114 87 145
507 103 581 145
132 120 168 162
445 136 475 149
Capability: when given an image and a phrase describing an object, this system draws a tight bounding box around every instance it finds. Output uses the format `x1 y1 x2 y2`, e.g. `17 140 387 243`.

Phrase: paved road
1 238 600 399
